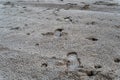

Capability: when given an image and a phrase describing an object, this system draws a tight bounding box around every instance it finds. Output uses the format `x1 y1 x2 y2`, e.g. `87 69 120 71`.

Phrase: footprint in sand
54 28 64 37
114 58 120 63
86 37 98 41
42 28 67 38
66 52 81 71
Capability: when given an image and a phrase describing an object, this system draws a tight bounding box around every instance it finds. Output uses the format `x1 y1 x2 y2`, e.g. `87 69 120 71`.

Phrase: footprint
10 27 20 30
26 33 30 35
60 0 64 1
24 24 28 26
3 1 14 5
95 71 114 80
23 6 27 8
42 28 67 38
54 28 64 37
114 58 120 63
79 68 100 77
93 1 118 6
64 16 73 22
55 61 66 66
94 65 102 69
35 43 39 46
41 63 48 67
85 70 100 77
113 25 120 29
53 8 60 16
64 3 78 10
86 37 98 41
81 4 90 10
66 52 81 71
41 32 54 36
86 21 96 25
3 1 11 5
0 45 9 51
55 28 63 32
3 1 14 7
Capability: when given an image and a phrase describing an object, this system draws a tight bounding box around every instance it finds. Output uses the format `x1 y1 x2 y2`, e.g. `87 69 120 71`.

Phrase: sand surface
0 0 120 80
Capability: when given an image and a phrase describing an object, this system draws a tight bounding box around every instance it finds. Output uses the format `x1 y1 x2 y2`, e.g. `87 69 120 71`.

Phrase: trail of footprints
39 51 117 79
2 1 120 79
39 52 81 72
3 50 118 79
39 29 120 78
38 52 120 79
41 28 68 38
6 21 120 79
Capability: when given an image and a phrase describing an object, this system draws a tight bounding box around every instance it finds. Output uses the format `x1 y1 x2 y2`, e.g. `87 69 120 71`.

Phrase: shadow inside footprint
86 37 98 41
54 28 64 37
41 32 54 36
41 63 48 67
26 33 30 35
64 16 73 22
42 28 67 38
81 4 90 10
86 21 96 25
114 58 120 63
35 43 39 46
94 65 102 69
55 28 64 32
86 70 96 76
10 27 20 30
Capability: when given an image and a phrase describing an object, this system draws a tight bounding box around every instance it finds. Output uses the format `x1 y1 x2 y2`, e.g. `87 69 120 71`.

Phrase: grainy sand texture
0 0 120 80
